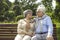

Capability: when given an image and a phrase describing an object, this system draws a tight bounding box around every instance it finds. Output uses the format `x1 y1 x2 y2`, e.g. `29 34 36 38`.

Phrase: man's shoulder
46 15 51 19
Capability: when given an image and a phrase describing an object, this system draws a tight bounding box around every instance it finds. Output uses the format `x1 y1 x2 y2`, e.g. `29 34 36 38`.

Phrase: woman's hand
27 32 33 37
25 22 31 32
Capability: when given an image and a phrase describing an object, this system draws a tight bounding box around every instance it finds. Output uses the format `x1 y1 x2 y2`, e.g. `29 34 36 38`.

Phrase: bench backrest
0 24 57 40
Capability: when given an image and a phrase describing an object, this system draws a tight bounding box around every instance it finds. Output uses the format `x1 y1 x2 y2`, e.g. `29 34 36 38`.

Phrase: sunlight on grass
56 23 60 40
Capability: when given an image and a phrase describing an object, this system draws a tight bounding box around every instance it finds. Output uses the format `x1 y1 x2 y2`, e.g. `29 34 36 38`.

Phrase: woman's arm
17 20 28 34
17 20 33 36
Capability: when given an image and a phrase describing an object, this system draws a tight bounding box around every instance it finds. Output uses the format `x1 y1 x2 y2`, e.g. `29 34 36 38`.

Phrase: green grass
56 23 60 40
0 21 17 24
57 28 60 40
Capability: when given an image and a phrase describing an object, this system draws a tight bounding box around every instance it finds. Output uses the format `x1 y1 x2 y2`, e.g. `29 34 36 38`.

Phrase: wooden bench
0 24 57 40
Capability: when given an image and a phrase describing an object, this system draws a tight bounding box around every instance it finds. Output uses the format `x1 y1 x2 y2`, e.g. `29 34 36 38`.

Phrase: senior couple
14 5 54 40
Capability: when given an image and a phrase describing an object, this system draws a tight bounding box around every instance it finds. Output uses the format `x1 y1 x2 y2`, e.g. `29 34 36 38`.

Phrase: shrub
16 15 24 21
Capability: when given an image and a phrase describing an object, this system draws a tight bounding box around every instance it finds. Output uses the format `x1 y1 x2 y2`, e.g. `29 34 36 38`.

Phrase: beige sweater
17 19 34 35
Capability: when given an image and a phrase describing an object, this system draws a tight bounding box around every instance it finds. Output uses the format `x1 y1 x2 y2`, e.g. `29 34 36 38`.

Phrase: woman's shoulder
18 19 25 23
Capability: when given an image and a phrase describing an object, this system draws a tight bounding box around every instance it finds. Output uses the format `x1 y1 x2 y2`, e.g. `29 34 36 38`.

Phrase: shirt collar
37 14 47 20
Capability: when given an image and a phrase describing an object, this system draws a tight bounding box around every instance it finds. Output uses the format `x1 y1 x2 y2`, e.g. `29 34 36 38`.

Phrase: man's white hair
36 4 46 13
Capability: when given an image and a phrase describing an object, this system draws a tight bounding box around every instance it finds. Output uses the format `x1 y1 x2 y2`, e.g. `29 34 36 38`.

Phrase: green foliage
0 0 38 22
16 15 24 21
0 0 9 21
0 0 60 23
42 0 53 13
13 5 22 16
4 10 15 21
52 0 60 22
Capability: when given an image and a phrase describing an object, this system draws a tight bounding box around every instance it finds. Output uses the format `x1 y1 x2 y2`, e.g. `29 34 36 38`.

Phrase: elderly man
31 5 54 40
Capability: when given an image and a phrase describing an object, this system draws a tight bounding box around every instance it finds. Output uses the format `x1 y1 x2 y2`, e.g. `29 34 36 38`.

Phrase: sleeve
17 20 26 34
46 16 53 37
32 18 36 32
32 22 36 32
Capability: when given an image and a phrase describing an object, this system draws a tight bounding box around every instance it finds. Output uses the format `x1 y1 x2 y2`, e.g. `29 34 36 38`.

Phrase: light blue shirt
34 15 53 36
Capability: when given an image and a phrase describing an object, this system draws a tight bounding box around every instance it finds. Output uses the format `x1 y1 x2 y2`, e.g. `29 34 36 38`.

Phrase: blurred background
0 0 60 40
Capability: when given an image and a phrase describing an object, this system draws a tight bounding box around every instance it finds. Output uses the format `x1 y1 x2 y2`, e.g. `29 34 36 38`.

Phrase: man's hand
46 36 54 40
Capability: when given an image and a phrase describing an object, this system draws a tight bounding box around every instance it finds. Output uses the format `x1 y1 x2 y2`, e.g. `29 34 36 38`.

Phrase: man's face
36 11 44 17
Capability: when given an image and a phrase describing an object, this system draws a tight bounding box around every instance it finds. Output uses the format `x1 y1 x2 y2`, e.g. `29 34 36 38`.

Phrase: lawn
57 28 60 40
56 23 60 40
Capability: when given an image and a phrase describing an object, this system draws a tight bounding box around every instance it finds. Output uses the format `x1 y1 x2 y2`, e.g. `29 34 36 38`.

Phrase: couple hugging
14 5 54 40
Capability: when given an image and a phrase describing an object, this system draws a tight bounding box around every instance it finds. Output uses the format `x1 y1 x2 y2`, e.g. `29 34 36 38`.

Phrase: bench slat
0 24 57 40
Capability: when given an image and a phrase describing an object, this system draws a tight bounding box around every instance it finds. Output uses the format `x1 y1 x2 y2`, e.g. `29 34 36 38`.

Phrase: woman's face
26 12 32 19
36 11 44 17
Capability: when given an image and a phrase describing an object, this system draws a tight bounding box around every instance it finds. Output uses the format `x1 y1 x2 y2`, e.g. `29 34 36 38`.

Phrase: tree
0 0 9 21
13 0 38 15
42 0 53 13
52 0 60 22
0 0 15 22
0 0 38 22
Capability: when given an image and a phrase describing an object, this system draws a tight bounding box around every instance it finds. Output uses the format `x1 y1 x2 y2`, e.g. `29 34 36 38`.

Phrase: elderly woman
14 9 34 40
31 5 54 40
